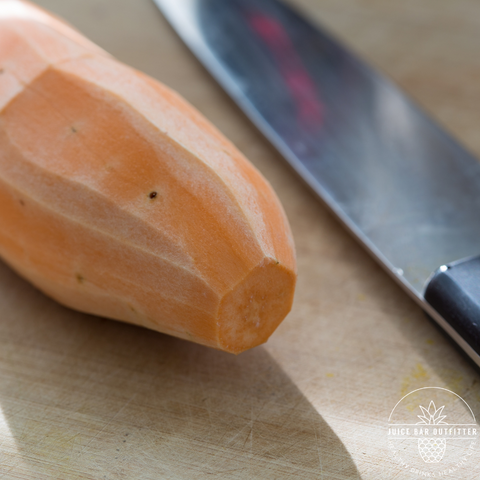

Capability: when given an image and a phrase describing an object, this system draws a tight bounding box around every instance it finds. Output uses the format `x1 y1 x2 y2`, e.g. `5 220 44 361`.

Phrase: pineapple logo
416 401 447 463
387 387 479 476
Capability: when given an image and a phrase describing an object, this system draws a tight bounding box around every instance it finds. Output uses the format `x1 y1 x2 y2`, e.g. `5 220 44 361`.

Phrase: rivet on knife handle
425 257 480 355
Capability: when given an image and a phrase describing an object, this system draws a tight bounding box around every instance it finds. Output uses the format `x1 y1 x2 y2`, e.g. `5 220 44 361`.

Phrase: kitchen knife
153 0 480 366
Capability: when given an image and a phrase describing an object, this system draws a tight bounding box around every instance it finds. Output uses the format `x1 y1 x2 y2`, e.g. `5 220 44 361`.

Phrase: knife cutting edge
153 0 480 367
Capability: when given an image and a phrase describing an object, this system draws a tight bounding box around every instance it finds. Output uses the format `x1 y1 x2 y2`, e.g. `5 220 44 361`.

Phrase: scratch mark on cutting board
314 423 324 479
242 426 252 449
203 466 247 477
0 465 18 480
78 393 137 456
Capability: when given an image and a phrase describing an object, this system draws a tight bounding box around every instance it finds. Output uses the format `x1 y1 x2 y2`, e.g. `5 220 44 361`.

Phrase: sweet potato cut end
217 258 296 354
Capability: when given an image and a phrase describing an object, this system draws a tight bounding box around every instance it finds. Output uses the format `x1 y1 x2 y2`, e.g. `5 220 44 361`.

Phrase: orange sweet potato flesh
0 0 297 353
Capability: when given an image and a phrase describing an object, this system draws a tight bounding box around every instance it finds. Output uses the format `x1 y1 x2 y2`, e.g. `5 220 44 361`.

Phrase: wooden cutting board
1 1 480 478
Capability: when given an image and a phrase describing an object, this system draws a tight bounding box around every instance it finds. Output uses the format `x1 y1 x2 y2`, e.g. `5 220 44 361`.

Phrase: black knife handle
425 256 480 354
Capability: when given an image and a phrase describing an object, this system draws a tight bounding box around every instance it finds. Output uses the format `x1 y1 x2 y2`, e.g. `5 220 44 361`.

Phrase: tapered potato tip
218 258 296 354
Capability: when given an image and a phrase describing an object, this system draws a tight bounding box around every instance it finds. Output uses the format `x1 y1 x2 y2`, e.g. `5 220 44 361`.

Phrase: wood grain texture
1 0 480 478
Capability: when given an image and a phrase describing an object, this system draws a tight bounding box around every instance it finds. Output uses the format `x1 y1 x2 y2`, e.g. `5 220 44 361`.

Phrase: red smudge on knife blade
249 13 323 128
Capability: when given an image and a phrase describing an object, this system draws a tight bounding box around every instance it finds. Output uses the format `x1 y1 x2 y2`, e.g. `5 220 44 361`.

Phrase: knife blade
153 0 480 366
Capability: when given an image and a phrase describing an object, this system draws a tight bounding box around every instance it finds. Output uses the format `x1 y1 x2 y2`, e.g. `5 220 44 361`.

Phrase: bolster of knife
424 256 480 354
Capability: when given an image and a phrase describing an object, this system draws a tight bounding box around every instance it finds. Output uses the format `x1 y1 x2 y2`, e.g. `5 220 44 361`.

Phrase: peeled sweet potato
0 0 296 353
